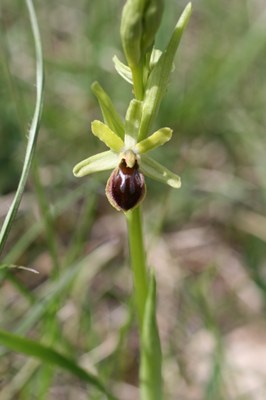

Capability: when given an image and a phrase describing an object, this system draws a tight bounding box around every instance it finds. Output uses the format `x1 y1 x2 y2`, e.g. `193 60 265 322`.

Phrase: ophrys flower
73 101 181 212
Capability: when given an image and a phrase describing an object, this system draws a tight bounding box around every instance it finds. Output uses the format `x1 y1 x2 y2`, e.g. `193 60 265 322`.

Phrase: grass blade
0 329 117 400
0 0 44 255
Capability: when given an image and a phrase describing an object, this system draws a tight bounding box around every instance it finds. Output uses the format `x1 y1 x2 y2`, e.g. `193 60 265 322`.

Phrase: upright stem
126 206 148 328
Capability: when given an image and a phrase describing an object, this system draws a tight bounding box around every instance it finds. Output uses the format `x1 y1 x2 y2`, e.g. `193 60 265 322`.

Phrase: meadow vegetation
1 0 266 399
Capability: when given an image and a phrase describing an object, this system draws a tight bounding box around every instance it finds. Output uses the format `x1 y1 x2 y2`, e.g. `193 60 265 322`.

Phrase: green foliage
1 0 266 399
0 329 117 400
138 3 192 140
0 0 44 255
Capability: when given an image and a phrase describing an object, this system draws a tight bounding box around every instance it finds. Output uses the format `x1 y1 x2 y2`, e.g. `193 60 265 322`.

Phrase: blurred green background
1 0 266 399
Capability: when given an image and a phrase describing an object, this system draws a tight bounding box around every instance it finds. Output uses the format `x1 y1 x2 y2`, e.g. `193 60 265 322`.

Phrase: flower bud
141 0 164 55
120 0 142 67
120 0 163 67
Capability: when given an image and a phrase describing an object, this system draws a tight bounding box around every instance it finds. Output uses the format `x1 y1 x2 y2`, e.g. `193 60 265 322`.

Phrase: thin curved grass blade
0 0 44 255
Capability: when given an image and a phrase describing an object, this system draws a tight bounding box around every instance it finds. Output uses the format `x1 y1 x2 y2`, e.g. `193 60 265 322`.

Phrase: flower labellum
106 157 146 212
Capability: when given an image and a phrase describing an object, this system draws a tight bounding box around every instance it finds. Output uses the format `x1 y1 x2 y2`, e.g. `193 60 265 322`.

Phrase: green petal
135 127 172 154
91 120 124 152
91 81 125 139
140 155 181 188
73 150 118 177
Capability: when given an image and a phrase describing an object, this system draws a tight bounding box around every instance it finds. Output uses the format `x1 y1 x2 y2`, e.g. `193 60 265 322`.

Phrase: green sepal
124 99 143 147
113 55 133 84
91 120 124 152
140 154 181 188
73 150 118 177
91 81 125 139
135 127 172 154
138 2 192 140
140 273 162 400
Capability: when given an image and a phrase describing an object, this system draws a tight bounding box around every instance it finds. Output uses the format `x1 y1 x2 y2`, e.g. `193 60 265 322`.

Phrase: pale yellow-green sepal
73 150 118 177
91 120 124 152
140 154 181 188
135 127 172 154
91 81 125 139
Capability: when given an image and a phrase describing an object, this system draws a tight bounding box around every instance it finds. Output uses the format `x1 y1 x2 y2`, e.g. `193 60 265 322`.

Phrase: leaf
0 0 44 255
1 242 119 341
91 81 125 139
0 264 38 273
138 2 192 140
0 329 117 400
140 273 162 400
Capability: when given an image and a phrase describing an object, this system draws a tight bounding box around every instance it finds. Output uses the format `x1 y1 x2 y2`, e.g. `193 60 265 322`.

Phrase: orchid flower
73 2 192 212
73 98 181 211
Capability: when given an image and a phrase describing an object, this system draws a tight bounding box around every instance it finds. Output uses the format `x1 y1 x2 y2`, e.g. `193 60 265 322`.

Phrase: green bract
138 2 192 139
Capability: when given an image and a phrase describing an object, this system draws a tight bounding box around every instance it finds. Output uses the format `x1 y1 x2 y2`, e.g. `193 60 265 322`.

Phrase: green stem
126 206 148 328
